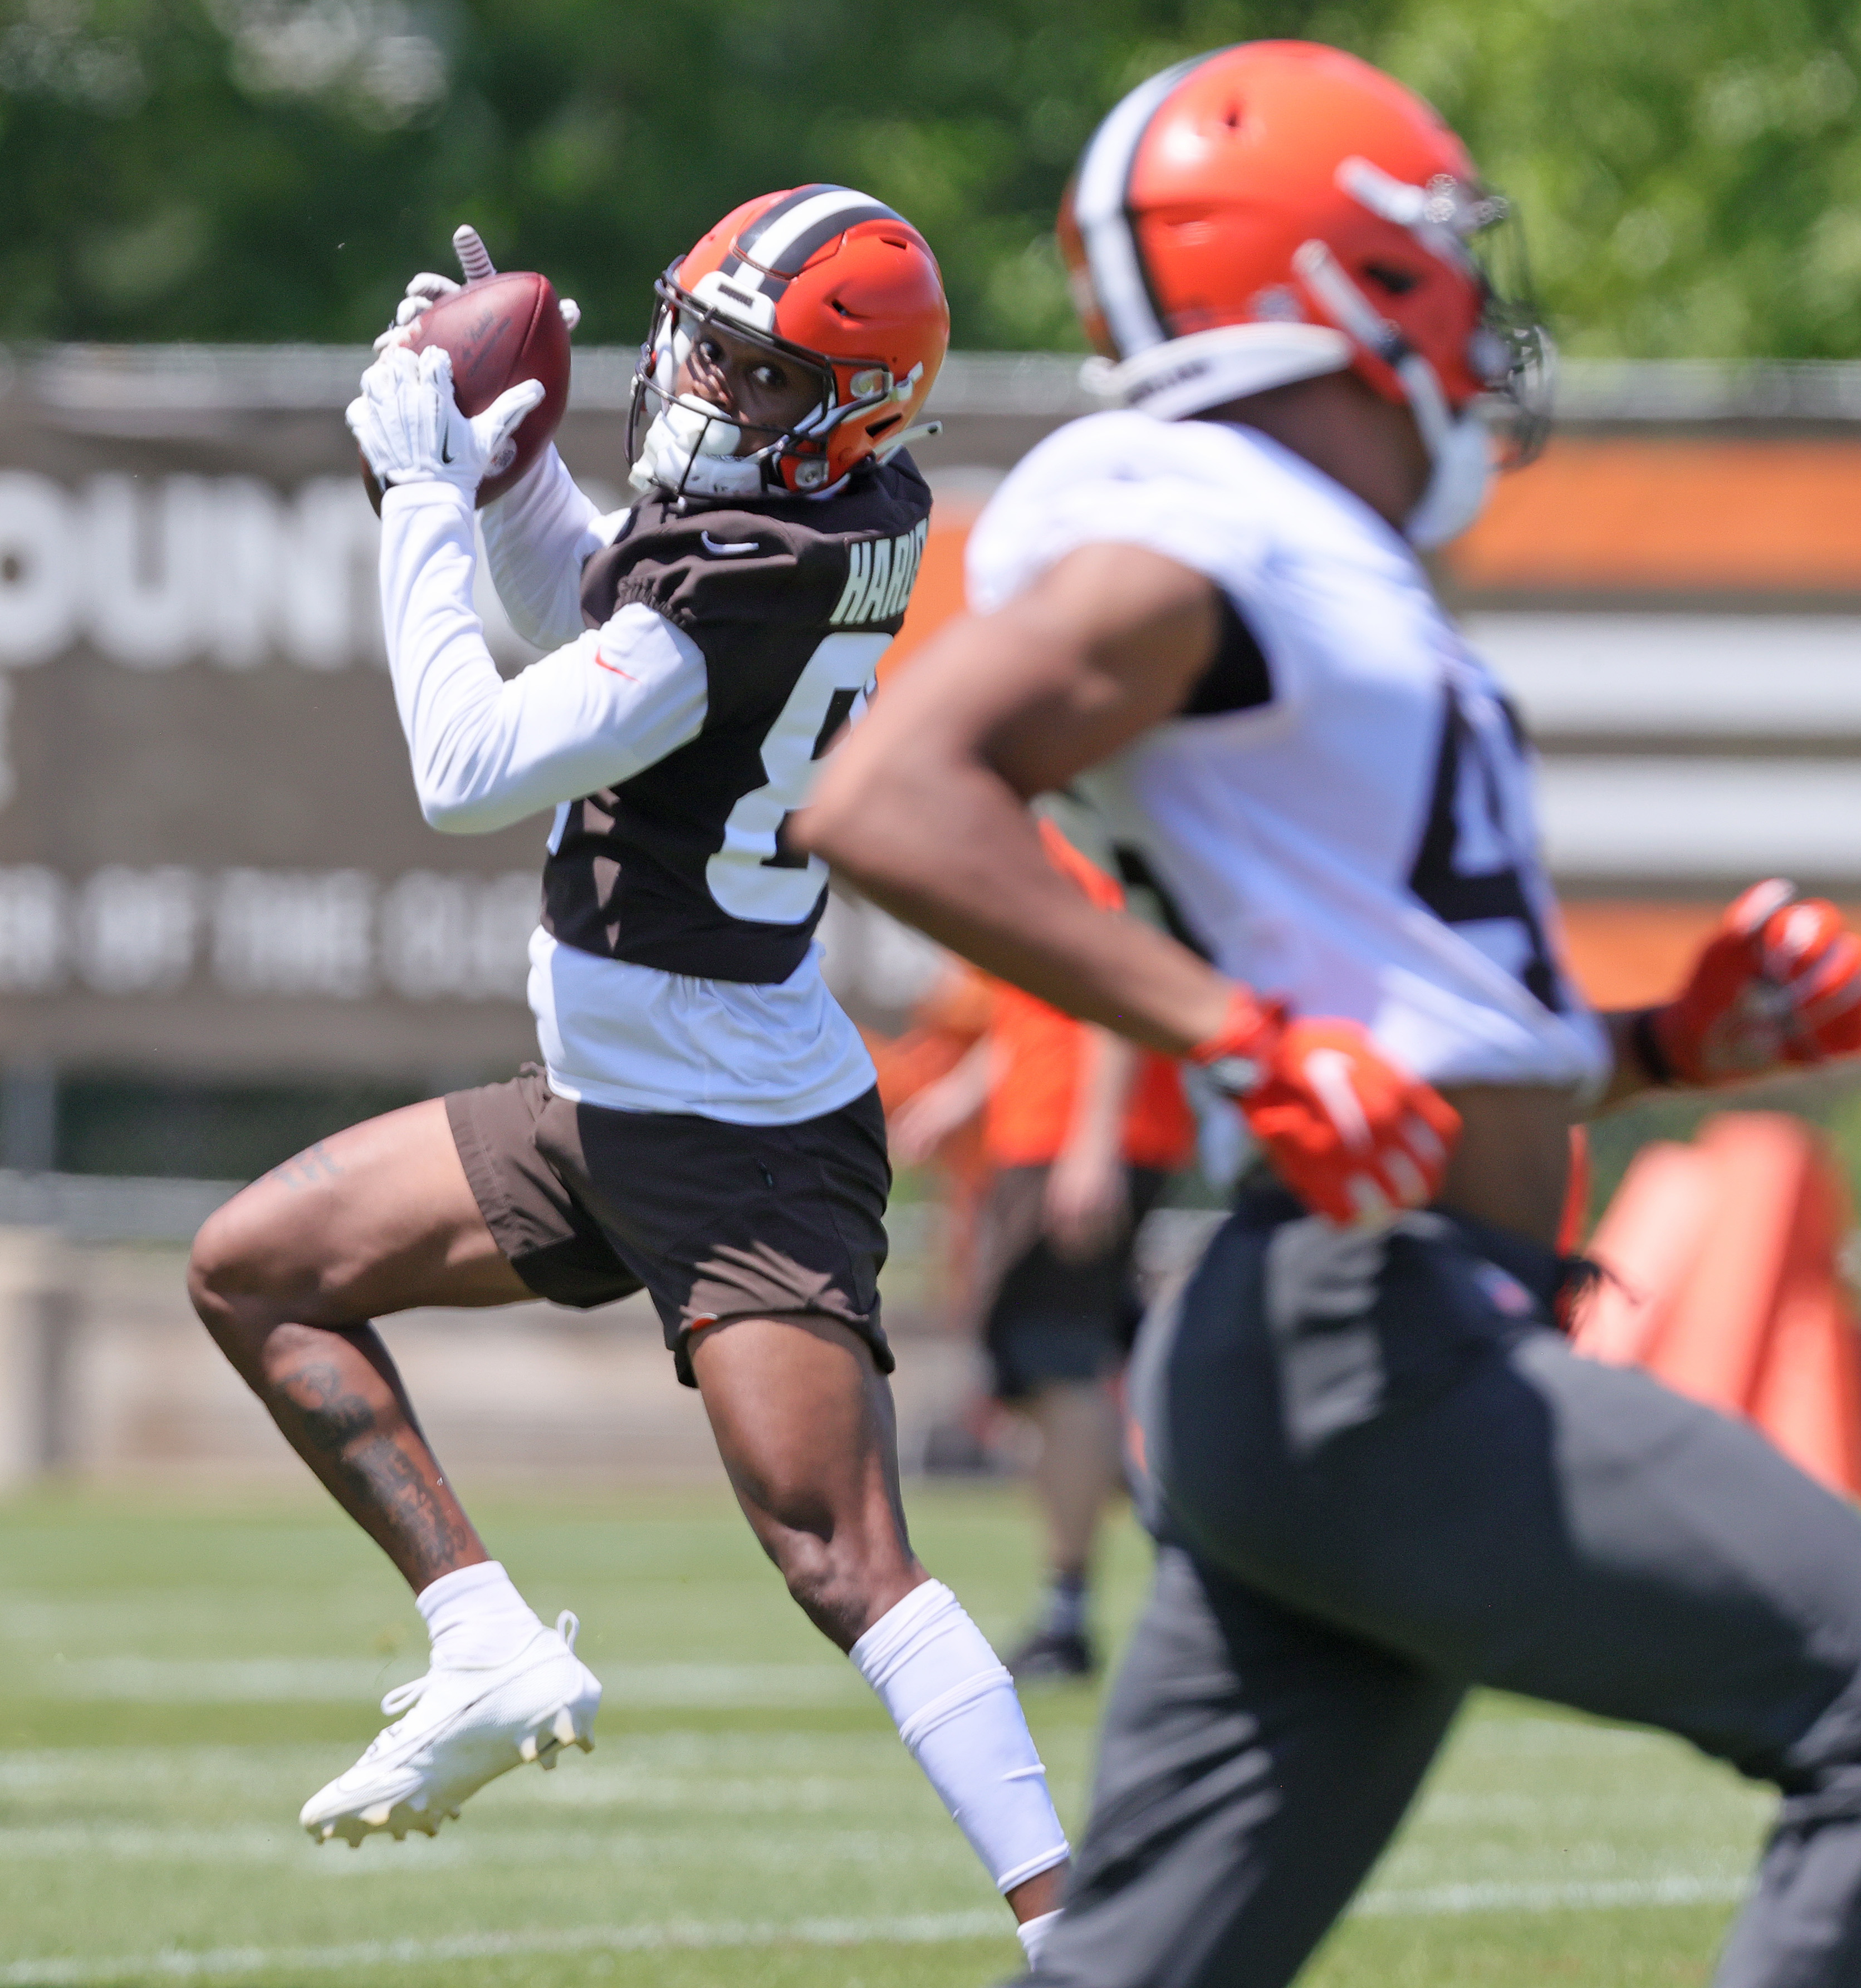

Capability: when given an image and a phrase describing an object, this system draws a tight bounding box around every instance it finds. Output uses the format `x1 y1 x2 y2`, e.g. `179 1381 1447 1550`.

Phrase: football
360 269 572 513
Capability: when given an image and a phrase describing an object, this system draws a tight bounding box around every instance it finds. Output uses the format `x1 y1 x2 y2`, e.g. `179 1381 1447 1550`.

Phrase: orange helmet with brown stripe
1059 42 1550 546
630 185 950 502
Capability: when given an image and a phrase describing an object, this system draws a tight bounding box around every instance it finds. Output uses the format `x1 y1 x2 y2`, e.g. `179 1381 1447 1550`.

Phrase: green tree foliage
1 0 1857 356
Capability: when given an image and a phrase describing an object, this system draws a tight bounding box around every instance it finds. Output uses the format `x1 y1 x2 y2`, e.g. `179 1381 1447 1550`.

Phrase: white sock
851 1580 1070 1894
1018 1909 1064 1969
416 1560 543 1668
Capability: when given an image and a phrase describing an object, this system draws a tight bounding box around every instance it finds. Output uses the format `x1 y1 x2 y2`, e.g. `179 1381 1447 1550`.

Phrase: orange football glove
1189 991 1462 1226
1647 880 1861 1086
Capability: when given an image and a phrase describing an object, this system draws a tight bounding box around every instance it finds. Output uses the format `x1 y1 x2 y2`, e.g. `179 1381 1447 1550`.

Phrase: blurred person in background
891 816 1194 1681
807 42 1861 1988
867 948 998 1306
187 190 1074 1962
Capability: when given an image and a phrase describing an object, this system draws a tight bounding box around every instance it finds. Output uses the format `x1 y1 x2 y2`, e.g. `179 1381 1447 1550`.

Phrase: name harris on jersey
830 518 929 629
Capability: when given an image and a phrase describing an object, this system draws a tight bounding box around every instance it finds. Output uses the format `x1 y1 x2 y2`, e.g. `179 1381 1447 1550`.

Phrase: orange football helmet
1060 42 1549 542
629 185 949 502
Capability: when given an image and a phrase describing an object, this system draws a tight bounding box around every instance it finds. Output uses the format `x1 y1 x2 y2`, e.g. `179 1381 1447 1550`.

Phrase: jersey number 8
706 631 892 925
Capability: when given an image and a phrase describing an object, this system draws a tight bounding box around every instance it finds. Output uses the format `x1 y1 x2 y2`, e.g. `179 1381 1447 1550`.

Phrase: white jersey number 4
704 630 890 925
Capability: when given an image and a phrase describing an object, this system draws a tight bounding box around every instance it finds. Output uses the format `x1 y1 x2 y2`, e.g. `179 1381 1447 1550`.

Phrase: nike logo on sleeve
700 532 760 556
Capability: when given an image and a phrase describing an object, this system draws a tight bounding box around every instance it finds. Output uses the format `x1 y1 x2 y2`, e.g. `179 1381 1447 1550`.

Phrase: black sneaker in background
1007 1627 1096 1682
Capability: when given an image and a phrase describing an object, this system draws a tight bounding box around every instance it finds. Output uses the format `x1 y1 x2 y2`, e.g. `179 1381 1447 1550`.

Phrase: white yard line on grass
1354 1873 1750 1916
0 1912 1008 1986
0 1827 294 1864
0 1732 903 1793
0 1820 955 1876
41 1660 864 1707
1 1877 1758 1985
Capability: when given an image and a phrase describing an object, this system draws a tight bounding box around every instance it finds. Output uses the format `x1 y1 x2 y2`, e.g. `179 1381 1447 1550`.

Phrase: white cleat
299 1610 600 1847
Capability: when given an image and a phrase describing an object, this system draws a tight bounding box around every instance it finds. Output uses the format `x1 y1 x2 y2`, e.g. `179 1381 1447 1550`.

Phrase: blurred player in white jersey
187 189 1070 1955
807 43 1861 1987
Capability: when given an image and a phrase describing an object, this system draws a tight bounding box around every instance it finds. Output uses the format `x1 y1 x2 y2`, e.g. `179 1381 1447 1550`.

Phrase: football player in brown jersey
187 193 1071 1957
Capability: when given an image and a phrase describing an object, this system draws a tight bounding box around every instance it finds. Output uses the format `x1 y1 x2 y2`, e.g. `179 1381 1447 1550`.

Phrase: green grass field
0 1483 1772 1987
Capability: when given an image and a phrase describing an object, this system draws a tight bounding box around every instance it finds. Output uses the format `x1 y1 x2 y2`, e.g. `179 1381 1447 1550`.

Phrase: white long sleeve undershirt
478 445 629 651
379 479 708 835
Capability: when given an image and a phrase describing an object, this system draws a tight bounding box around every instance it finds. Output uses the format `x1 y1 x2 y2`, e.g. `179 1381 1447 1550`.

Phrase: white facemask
1404 404 1493 551
629 395 765 499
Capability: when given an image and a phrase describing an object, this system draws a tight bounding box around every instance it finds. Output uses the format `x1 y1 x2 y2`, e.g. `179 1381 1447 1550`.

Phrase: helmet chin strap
1401 410 1492 550
1292 239 1493 549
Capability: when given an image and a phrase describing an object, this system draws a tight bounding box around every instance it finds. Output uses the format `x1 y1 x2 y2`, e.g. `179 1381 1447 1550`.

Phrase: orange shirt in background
865 959 996 1206
983 821 1196 1172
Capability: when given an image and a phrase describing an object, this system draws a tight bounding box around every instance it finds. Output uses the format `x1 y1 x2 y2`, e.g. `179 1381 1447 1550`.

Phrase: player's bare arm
807 541 1232 1049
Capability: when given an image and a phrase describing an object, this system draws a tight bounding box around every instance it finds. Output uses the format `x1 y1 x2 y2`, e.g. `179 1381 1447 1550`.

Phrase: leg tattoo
270 1338 483 1591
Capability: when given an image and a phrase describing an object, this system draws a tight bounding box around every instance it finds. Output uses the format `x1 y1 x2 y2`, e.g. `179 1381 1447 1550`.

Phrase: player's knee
187 1194 288 1341
770 1529 900 1650
187 1204 244 1318
774 1534 859 1643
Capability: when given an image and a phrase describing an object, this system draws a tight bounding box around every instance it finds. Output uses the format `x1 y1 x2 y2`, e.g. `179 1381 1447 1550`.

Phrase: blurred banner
0 347 570 1084
0 348 1858 1087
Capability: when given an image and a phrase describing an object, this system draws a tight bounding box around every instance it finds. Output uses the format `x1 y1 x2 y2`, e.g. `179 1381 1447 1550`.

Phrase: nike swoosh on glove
1190 990 1461 1226
1649 878 1861 1084
374 223 581 351
346 344 544 499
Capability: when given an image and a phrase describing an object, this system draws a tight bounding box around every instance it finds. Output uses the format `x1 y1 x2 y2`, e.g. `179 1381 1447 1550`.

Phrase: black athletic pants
1027 1189 1861 1988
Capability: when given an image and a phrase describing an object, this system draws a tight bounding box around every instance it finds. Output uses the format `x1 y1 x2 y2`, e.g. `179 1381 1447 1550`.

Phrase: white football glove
346 343 545 497
374 224 581 351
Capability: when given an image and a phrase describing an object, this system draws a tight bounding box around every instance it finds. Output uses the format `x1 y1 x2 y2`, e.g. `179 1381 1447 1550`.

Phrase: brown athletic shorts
445 1064 893 1388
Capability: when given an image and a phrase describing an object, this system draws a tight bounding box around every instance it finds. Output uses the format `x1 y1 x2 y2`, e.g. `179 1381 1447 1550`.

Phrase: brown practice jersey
545 455 931 984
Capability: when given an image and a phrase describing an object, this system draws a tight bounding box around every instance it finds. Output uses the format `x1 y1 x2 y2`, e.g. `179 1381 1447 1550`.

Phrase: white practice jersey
966 412 1612 1095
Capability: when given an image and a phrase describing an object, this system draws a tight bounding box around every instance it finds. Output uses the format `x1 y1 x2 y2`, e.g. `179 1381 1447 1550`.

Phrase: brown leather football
360 269 572 513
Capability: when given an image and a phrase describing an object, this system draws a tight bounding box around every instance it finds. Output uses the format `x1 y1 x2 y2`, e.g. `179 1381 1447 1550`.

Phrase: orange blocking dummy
1573 1113 1861 1499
